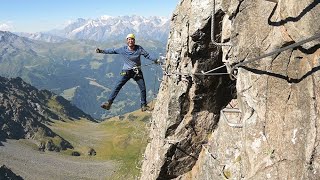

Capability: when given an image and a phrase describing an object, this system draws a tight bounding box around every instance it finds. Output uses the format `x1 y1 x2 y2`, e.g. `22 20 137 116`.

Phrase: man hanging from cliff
95 33 160 112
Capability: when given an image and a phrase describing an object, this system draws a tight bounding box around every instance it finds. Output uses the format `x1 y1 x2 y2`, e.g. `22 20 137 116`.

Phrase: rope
232 33 320 70
162 64 230 78
211 0 232 46
201 64 227 74
163 71 229 77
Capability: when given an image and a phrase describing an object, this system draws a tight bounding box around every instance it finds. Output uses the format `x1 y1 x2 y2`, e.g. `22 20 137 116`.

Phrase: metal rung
264 0 278 3
222 108 241 113
220 108 243 128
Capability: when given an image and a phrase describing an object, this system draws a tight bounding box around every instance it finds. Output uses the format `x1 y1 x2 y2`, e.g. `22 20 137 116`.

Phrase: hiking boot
101 101 112 110
141 104 152 112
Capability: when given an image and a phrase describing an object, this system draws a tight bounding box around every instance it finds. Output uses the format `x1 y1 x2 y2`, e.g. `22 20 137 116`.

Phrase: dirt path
0 139 117 180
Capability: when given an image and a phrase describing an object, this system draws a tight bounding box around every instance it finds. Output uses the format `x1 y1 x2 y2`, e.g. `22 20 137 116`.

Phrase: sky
0 0 179 33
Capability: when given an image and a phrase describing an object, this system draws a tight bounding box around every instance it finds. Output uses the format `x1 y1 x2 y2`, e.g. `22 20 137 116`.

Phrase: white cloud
0 22 14 31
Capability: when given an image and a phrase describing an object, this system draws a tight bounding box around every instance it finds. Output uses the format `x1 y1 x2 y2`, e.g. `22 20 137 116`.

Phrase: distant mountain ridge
16 32 68 43
19 15 170 43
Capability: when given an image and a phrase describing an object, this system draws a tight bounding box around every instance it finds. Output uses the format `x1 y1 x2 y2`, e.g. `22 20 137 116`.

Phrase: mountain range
18 15 170 43
0 15 168 119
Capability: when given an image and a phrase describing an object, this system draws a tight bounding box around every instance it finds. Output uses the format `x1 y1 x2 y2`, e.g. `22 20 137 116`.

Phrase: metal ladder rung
264 0 278 3
222 108 241 113
220 108 243 128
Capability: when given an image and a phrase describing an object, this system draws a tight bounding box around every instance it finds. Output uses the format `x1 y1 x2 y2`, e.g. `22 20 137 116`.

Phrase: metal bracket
220 108 243 128
264 0 278 3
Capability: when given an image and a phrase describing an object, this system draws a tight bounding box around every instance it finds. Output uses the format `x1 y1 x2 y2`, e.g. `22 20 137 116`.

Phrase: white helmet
126 33 135 39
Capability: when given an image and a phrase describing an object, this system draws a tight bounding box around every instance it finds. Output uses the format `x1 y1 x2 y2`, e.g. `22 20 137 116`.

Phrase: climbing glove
155 55 166 64
95 48 103 53
154 59 161 64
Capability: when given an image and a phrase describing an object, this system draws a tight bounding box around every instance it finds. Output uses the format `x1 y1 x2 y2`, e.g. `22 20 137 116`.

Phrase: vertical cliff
141 0 320 179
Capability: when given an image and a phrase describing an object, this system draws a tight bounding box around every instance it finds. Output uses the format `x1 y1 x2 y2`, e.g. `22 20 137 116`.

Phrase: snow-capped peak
48 15 170 43
100 15 112 21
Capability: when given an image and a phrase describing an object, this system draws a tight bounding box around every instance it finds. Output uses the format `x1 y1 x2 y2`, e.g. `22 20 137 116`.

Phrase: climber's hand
155 56 166 65
154 59 161 64
96 48 103 53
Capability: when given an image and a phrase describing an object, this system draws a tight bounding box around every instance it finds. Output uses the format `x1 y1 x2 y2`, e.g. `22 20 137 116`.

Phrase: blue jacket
103 45 157 70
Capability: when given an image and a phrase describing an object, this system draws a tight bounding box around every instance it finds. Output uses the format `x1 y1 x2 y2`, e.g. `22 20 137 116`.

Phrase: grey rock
87 148 96 156
71 151 81 156
141 0 320 179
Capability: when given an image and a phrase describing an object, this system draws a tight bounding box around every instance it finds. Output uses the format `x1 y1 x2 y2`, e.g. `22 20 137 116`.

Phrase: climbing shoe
101 101 112 110
141 104 152 112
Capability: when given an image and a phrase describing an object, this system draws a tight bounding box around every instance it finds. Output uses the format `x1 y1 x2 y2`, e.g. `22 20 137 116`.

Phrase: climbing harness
120 71 127 76
130 59 162 77
133 59 164 106
132 66 140 74
132 66 141 77
120 66 141 77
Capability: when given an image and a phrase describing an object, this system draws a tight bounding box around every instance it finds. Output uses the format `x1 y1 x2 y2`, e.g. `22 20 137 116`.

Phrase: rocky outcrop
0 76 94 150
0 165 23 180
141 0 319 179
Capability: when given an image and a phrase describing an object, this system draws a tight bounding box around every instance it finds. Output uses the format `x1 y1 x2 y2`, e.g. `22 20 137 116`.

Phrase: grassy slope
49 109 152 179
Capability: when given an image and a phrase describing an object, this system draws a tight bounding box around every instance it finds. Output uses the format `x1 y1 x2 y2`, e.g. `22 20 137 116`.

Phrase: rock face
141 0 320 179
